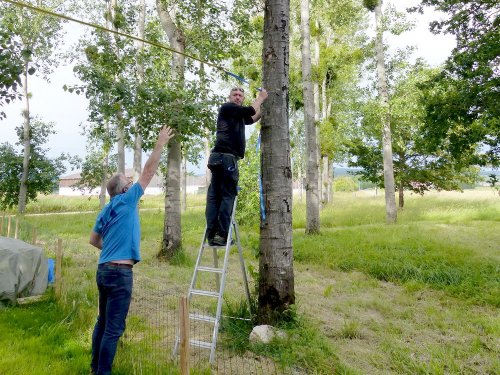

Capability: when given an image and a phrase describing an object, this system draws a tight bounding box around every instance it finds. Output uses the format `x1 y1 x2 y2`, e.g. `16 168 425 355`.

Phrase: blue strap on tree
224 71 262 92
256 134 266 221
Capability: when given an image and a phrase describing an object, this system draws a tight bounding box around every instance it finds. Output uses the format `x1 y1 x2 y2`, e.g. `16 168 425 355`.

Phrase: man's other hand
258 88 268 101
159 125 175 145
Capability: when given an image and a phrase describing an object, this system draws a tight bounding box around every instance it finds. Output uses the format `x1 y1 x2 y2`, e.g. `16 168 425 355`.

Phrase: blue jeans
205 152 239 239
91 264 133 375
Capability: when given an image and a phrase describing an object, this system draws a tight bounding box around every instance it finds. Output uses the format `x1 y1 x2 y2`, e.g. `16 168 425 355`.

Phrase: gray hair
230 87 244 94
106 173 127 197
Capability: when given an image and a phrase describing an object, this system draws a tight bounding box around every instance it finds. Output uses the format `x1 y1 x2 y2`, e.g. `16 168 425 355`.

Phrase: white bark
110 0 126 174
375 1 397 223
313 31 322 208
18 68 30 214
133 0 146 182
157 0 184 256
321 155 329 204
300 0 320 233
181 155 187 212
204 129 212 188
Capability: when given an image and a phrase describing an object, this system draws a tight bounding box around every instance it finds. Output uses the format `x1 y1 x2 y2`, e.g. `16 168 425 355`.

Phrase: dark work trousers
91 263 133 375
205 152 239 240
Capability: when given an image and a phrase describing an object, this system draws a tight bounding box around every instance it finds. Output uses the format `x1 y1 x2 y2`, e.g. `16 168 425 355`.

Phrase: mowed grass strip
293 190 500 307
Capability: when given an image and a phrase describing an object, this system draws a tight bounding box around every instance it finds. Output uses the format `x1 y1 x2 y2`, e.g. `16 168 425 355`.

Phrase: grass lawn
0 189 498 374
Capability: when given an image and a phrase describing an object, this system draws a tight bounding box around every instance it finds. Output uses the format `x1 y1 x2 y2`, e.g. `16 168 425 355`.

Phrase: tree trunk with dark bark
258 0 295 325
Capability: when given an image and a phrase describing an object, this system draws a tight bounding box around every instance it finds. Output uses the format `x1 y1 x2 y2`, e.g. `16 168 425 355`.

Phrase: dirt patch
294 263 500 374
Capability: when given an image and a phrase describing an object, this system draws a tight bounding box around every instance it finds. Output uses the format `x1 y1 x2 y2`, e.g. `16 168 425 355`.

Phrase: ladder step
196 266 224 273
203 243 227 248
190 339 212 349
190 289 220 298
189 313 216 323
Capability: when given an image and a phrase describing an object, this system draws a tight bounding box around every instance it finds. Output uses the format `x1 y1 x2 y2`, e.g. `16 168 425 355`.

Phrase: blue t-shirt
93 183 144 264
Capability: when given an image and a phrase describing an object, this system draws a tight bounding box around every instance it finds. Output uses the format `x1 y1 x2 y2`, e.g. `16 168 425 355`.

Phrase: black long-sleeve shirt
212 102 256 159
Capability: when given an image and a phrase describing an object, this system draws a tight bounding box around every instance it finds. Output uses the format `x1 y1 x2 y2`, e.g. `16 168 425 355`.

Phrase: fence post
7 216 11 237
14 216 19 239
32 227 37 245
179 296 190 375
55 239 63 299
0 213 4 235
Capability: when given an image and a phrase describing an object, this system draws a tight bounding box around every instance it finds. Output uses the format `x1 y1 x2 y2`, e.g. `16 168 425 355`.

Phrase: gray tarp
0 236 48 304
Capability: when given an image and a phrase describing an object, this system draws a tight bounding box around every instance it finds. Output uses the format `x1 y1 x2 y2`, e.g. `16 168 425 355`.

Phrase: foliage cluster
412 0 500 167
0 26 32 119
0 120 67 210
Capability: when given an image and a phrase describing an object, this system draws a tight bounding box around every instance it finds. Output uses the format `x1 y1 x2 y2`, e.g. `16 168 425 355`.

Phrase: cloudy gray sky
0 0 455 175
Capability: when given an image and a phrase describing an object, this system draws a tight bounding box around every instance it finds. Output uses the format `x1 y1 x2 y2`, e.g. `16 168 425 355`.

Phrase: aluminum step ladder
173 195 252 363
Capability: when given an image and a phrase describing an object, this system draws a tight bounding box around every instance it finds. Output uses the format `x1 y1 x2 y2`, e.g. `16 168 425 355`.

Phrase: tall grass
294 191 500 307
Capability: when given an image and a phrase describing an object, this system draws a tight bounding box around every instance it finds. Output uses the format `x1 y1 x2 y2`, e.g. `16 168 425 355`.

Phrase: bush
333 176 358 192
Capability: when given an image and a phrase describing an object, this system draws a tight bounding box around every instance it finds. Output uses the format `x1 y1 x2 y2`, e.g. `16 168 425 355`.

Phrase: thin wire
2 0 229 74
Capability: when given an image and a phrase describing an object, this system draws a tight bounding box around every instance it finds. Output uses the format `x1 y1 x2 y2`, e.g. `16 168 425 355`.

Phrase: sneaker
208 234 227 246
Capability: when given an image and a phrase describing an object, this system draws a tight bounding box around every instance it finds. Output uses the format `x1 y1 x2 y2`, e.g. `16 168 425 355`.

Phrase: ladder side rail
212 246 220 290
208 196 238 362
187 226 209 299
233 219 253 316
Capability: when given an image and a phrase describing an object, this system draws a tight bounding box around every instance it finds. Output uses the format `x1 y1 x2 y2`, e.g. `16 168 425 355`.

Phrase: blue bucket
47 258 55 283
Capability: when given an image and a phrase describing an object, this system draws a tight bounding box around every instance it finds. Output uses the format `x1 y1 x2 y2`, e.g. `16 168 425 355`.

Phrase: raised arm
251 89 268 122
138 126 175 190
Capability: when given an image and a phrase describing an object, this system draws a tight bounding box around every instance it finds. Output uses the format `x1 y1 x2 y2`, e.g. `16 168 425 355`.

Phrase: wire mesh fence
116 274 286 374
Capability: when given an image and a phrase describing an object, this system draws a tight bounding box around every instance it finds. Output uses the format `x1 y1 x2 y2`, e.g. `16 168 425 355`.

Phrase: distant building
58 169 206 196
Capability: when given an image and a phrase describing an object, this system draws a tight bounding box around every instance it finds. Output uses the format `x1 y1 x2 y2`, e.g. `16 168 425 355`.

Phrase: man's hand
158 125 175 146
258 88 268 101
251 88 268 122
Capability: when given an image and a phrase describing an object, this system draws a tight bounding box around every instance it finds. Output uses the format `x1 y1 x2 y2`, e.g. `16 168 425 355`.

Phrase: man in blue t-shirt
206 87 268 246
89 126 174 375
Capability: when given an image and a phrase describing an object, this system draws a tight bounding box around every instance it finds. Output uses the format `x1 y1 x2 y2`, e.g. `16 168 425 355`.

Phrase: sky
0 0 456 176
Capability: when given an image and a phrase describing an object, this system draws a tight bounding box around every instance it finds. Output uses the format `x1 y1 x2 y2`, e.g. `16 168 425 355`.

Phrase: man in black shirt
206 87 268 246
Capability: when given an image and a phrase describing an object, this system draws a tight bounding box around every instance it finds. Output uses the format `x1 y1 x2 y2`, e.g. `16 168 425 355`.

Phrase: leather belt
103 262 133 269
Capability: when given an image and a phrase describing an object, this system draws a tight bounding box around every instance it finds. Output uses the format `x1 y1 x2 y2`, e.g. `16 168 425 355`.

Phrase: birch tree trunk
328 161 333 202
259 0 295 324
322 155 329 204
133 0 146 182
201 63 212 189
321 77 327 120
375 1 397 223
300 0 320 233
99 139 109 209
157 0 184 257
321 77 331 203
110 0 126 174
204 129 212 189
313 31 322 208
18 67 30 214
181 156 187 212
99 161 108 208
